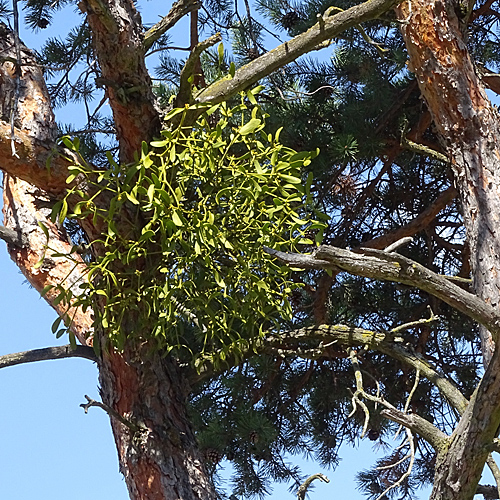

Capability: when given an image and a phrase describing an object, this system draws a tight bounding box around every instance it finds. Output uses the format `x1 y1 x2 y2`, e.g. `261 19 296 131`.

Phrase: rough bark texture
7 0 500 498
397 0 500 497
0 18 214 500
0 22 93 345
266 244 500 339
100 349 216 500
79 0 161 162
397 0 500 364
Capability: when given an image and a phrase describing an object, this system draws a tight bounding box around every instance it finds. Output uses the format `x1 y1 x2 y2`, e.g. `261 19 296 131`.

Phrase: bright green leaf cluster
54 96 325 368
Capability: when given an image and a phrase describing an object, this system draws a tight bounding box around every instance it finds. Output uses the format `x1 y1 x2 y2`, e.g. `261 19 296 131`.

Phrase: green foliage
20 0 497 496
50 96 325 367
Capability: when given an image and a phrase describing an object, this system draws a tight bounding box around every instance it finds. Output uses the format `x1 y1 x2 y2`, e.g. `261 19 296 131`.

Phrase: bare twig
390 307 438 334
395 368 420 439
374 428 415 500
384 236 413 253
80 395 146 433
348 348 371 438
0 224 27 247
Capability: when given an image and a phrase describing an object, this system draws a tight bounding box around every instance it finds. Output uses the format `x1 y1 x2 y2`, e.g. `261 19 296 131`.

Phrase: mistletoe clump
50 93 326 367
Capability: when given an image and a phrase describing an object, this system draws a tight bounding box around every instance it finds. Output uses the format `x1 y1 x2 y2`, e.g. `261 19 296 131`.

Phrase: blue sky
0 2 438 499
0 240 407 498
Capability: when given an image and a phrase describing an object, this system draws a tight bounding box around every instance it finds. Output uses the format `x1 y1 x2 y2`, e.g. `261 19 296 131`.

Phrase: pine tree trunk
397 0 500 498
99 348 216 500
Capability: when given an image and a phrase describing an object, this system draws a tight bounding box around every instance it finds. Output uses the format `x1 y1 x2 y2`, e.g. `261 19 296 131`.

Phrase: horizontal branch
265 245 500 341
271 324 468 414
195 0 400 104
476 484 499 499
0 344 97 369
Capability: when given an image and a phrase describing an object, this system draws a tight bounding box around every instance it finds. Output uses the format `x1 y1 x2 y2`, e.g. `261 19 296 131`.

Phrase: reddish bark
397 0 500 498
79 0 161 162
100 349 216 500
0 18 213 500
397 0 500 364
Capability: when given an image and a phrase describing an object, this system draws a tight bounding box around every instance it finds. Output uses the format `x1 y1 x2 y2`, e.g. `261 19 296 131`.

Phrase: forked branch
143 0 202 52
264 245 500 340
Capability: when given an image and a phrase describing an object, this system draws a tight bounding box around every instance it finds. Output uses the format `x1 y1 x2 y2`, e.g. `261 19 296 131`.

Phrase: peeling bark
397 0 500 364
0 22 93 345
9 0 500 497
99 348 216 500
0 20 214 499
79 0 161 162
395 1 500 495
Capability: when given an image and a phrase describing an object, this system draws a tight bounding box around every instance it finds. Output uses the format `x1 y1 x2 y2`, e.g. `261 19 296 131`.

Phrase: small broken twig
297 473 330 500
80 395 146 433
384 237 413 253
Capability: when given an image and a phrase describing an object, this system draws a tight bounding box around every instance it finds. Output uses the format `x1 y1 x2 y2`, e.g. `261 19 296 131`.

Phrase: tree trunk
397 0 500 497
79 0 161 162
99 348 216 500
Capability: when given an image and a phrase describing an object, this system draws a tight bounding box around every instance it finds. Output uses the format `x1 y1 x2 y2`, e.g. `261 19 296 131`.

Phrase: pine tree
1 0 500 499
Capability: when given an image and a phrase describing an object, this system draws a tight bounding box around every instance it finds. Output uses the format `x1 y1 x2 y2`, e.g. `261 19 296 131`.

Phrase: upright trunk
79 0 161 162
397 0 500 498
397 0 500 364
99 348 216 500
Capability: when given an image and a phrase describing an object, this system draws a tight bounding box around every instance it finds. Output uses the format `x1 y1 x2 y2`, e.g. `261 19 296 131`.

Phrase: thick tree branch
477 64 500 96
0 23 86 195
195 0 400 104
476 484 499 499
143 0 201 52
380 408 447 449
264 245 500 340
0 344 97 369
269 324 468 413
3 177 95 345
191 321 468 416
363 186 457 250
